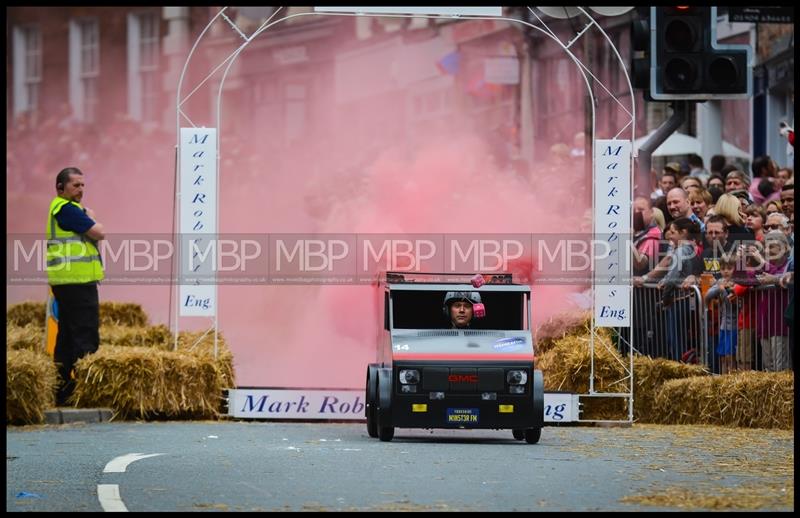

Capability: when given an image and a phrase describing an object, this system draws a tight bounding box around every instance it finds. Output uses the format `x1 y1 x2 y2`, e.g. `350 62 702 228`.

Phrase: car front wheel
366 404 378 438
378 426 394 442
524 428 541 444
366 369 378 438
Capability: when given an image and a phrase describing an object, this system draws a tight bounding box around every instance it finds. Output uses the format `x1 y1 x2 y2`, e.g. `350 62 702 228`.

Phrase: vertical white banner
179 127 217 317
593 139 631 327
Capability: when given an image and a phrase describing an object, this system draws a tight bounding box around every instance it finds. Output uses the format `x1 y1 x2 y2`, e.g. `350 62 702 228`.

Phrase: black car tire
367 406 378 438
366 368 378 438
376 368 394 442
378 426 394 442
524 428 541 444
512 429 525 441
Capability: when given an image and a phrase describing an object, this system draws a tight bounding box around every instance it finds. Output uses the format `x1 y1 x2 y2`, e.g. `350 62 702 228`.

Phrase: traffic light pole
636 101 688 195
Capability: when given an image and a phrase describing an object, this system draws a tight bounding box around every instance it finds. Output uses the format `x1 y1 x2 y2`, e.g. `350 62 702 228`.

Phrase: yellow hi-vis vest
46 197 104 285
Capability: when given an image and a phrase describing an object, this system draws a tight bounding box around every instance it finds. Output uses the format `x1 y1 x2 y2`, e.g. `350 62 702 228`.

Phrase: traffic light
650 6 752 100
629 7 651 94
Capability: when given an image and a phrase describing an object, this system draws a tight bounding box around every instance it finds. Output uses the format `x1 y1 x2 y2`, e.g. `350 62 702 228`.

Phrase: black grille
421 367 448 391
476 368 504 391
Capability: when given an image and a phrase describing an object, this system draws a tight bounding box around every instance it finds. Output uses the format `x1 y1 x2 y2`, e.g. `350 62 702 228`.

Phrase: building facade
7 7 792 180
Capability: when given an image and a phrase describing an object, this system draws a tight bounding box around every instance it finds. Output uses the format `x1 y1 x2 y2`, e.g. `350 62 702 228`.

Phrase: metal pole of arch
174 7 230 355
576 6 638 423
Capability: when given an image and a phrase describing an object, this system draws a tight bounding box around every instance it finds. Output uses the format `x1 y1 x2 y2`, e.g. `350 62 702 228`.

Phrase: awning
633 131 750 159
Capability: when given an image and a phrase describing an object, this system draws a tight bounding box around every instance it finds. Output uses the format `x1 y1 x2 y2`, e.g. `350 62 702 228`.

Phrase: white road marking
99 453 165 512
97 484 127 512
103 453 164 473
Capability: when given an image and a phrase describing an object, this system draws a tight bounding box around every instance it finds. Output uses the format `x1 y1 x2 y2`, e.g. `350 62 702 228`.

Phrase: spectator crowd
631 152 794 374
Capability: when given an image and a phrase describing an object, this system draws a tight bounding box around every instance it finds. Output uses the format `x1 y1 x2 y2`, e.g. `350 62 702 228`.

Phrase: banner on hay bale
229 389 366 420
179 127 217 317
593 139 631 327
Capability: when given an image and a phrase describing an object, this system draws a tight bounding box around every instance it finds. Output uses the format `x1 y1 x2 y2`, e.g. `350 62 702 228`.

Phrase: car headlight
506 370 528 385
399 369 420 385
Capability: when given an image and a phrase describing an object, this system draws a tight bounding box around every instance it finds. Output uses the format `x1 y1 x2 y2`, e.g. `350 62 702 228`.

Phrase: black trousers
52 283 99 405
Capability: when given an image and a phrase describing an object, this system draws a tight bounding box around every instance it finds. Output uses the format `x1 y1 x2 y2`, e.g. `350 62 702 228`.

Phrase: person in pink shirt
632 196 663 276
754 231 792 371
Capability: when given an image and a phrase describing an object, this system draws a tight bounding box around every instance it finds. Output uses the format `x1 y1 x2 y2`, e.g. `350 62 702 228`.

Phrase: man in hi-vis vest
47 167 105 406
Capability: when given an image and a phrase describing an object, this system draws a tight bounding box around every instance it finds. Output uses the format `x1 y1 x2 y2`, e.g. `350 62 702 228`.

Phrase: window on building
284 82 307 145
12 25 42 117
250 79 282 152
24 28 42 112
139 13 160 123
70 19 100 123
128 12 160 123
80 20 99 122
406 75 457 144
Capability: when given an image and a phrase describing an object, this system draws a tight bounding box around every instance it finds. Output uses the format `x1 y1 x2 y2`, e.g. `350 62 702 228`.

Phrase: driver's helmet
443 291 482 307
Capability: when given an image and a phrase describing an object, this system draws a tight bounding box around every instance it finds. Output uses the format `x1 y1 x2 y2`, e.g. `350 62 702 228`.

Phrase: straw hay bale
6 349 58 424
652 371 794 429
535 310 610 355
539 332 711 422
99 324 173 349
174 330 228 354
98 302 149 327
72 343 235 420
7 322 172 351
6 301 235 422
6 301 149 330
539 333 624 393
632 356 709 423
538 333 629 420
95 324 227 353
6 323 44 351
172 332 236 391
6 301 46 328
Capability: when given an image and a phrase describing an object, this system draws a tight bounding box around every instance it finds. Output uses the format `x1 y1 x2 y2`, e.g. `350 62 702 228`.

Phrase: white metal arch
174 6 637 423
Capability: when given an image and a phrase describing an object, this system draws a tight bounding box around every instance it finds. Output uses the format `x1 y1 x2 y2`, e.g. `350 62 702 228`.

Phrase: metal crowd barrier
621 284 706 366
704 284 792 373
620 283 792 373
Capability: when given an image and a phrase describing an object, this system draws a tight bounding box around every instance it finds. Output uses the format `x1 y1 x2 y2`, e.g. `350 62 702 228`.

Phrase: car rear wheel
524 428 541 444
512 429 525 441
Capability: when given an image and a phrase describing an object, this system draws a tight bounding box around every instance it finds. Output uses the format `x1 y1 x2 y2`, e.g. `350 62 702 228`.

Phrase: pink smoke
7 18 594 389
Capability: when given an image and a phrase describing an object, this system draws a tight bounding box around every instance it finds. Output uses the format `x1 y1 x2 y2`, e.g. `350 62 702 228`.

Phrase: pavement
43 407 114 425
8 421 794 511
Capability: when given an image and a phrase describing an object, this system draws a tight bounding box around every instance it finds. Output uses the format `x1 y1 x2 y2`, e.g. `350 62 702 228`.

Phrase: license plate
447 408 479 424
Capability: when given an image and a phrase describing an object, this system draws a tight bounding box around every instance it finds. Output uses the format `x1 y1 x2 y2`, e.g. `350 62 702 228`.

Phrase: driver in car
444 291 482 329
